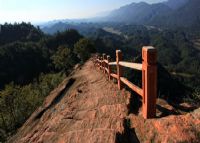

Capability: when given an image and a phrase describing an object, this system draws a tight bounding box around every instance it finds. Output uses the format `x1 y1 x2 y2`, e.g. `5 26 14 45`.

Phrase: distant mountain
151 0 200 28
39 19 89 29
42 22 99 36
100 0 200 29
41 0 200 33
163 0 189 9
102 2 171 24
39 20 69 28
42 22 68 34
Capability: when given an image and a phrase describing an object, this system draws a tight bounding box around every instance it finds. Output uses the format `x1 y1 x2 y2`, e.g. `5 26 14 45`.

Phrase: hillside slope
8 60 200 143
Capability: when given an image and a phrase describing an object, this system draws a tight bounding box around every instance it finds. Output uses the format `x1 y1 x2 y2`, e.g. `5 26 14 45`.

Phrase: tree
74 38 96 62
51 45 78 72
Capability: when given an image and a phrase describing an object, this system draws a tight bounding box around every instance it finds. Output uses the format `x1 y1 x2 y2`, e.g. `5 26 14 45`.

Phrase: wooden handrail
120 77 143 97
119 61 142 71
92 46 157 119
105 68 109 73
103 60 108 64
97 59 102 63
110 73 118 79
109 62 117 65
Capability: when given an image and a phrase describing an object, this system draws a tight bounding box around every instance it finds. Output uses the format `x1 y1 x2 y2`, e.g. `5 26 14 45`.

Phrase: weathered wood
100 57 103 71
104 60 108 64
142 46 157 119
103 54 106 74
107 55 111 80
109 62 117 65
120 77 143 97
97 56 101 70
110 73 118 79
116 50 123 90
105 68 109 74
119 61 142 71
97 59 102 63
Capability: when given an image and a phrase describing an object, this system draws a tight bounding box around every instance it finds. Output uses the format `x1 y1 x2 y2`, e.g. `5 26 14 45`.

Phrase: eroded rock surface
8 61 130 143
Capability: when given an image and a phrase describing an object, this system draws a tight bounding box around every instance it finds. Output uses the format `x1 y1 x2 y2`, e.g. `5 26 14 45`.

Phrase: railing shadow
115 118 140 143
128 90 142 115
156 104 180 118
156 103 198 118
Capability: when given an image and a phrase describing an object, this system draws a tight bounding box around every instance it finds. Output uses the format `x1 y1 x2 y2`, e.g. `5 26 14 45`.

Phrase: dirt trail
9 60 131 143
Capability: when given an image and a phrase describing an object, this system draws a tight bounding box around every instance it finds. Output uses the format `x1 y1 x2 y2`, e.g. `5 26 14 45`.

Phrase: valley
102 27 129 39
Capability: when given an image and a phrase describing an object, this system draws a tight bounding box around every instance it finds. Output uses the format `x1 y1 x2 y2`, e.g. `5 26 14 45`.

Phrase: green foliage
74 38 96 62
0 23 84 88
0 72 65 142
45 29 83 50
191 87 200 102
0 42 49 87
51 45 78 72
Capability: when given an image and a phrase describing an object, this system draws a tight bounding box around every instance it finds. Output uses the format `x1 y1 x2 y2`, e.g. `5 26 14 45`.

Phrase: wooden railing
92 46 157 119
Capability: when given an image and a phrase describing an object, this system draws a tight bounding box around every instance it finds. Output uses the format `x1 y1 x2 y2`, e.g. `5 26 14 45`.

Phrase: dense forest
0 21 200 142
0 23 95 142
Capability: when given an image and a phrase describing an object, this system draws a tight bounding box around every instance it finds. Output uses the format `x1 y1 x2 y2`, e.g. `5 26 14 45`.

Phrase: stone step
55 117 124 133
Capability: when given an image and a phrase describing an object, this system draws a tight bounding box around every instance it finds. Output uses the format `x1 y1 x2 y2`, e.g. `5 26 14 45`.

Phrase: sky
0 0 166 23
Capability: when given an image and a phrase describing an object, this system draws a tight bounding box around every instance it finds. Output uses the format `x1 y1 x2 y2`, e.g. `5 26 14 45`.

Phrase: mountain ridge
40 0 200 30
163 0 189 9
8 60 200 143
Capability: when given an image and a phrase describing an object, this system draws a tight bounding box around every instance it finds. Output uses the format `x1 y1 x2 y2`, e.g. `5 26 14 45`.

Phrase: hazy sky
0 0 166 23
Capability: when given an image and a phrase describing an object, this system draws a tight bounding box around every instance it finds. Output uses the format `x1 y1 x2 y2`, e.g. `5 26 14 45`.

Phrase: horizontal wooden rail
110 73 118 79
103 60 108 64
119 61 142 71
109 62 117 65
97 59 102 63
93 46 157 119
120 77 143 97
105 68 109 73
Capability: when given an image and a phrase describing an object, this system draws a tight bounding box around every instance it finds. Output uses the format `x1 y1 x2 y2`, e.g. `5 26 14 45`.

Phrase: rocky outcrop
8 61 131 143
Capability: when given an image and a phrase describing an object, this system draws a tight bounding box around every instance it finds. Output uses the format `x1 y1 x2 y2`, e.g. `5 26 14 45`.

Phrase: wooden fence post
94 55 97 67
100 56 103 71
97 56 99 69
98 56 100 69
96 55 99 68
142 46 157 119
116 50 123 90
107 55 111 80
103 53 106 74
